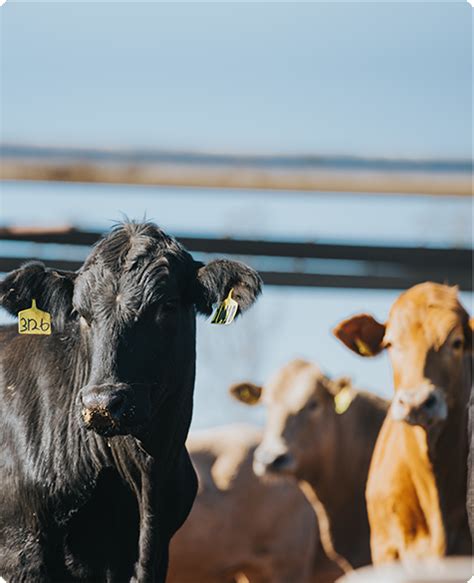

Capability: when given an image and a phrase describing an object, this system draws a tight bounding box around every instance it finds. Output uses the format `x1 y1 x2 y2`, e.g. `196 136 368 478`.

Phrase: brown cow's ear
229 382 262 405
333 314 386 357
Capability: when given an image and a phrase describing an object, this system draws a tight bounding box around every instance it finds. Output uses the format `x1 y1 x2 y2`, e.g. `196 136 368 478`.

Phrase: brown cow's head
333 282 472 430
231 359 353 479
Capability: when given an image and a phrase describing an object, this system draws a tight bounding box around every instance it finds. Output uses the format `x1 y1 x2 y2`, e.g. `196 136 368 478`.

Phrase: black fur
0 221 261 582
0 261 76 331
193 258 263 316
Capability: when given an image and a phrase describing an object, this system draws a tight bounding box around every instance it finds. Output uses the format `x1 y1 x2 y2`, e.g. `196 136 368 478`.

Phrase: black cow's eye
161 299 179 313
81 315 93 326
75 309 92 326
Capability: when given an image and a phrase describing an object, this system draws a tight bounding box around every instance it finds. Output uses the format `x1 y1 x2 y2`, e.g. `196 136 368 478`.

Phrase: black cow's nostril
106 393 127 418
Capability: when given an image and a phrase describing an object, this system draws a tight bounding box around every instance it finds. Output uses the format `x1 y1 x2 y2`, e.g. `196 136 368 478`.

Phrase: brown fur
334 282 473 563
232 361 388 570
168 424 341 583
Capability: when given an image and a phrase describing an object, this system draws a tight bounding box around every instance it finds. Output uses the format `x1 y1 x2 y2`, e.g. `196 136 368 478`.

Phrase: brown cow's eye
452 338 463 350
308 400 319 411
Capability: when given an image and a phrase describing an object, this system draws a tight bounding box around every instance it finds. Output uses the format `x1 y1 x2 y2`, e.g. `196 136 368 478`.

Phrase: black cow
0 221 262 582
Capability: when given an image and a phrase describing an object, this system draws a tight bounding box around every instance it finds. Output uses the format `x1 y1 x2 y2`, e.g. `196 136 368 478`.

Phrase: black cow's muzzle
80 383 137 436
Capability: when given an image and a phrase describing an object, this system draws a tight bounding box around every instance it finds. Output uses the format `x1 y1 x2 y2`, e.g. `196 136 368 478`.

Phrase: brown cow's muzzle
391 386 448 429
253 444 297 477
80 383 136 436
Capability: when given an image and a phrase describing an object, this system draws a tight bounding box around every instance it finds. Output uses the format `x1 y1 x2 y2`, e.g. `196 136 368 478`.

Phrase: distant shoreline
1 145 471 196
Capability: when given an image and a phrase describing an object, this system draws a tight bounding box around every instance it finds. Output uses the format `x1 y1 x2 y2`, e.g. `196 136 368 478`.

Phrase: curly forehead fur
74 222 195 323
83 221 193 272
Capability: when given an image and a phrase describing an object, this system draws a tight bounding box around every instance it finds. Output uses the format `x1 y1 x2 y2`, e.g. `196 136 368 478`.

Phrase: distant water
0 180 472 429
2 145 472 174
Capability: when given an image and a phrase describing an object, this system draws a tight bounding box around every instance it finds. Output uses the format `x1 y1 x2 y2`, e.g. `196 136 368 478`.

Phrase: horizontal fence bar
0 258 471 291
0 227 471 290
0 228 471 269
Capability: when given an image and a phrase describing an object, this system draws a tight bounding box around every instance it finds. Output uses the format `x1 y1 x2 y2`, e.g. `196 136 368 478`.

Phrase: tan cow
168 424 341 583
334 282 473 563
231 361 388 572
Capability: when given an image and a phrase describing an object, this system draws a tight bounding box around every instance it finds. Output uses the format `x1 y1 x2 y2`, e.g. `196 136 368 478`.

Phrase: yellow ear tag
18 299 52 335
239 386 260 405
334 387 354 415
210 288 238 325
240 387 251 402
355 337 373 356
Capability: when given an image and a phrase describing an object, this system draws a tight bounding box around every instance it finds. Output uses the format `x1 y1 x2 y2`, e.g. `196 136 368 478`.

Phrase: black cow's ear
192 259 262 317
0 261 77 328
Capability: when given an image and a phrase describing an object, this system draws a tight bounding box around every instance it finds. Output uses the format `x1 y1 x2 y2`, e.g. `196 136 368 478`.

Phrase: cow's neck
402 361 472 556
300 394 386 569
426 371 471 552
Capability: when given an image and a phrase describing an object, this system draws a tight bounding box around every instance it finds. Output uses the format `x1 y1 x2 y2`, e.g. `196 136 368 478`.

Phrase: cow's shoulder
345 390 389 443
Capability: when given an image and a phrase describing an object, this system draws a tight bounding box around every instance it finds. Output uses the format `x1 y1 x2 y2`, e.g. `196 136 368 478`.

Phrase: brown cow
168 424 341 583
334 282 473 563
231 360 388 572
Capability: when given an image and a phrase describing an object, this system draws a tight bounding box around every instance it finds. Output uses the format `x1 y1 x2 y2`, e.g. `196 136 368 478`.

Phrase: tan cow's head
230 359 353 479
334 282 472 430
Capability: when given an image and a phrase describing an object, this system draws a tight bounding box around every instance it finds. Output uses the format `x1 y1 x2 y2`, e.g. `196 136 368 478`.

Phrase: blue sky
0 2 472 428
2 2 472 158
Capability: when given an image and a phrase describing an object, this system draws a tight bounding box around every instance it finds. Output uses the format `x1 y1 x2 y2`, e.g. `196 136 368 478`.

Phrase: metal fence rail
0 227 472 290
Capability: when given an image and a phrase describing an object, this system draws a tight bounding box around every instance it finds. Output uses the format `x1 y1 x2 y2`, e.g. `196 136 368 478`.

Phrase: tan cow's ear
331 376 352 393
322 374 352 395
333 314 386 357
229 382 262 405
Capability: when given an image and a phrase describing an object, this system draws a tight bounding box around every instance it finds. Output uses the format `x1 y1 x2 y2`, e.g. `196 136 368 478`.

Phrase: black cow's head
0 222 262 437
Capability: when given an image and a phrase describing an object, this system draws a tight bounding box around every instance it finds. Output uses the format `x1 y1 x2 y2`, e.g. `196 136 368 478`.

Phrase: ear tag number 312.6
18 299 52 335
210 289 239 325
